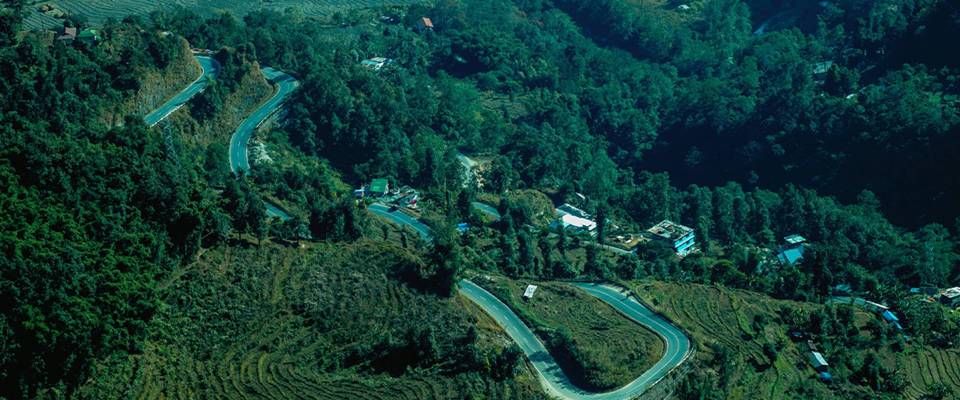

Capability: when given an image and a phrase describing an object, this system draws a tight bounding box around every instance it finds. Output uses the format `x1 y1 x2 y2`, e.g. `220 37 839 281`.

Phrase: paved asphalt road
265 201 292 221
471 201 501 219
366 201 690 399
460 280 691 400
368 203 432 239
140 55 295 221
229 66 299 174
143 56 220 127
226 66 299 221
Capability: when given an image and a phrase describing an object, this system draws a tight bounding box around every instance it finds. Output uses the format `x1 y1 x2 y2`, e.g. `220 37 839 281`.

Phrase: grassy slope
633 280 960 400
78 241 547 399
479 276 665 391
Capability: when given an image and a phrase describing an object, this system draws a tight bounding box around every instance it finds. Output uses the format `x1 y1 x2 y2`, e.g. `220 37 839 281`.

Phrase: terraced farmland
79 242 546 399
901 347 960 399
23 0 426 30
633 281 960 399
633 281 834 400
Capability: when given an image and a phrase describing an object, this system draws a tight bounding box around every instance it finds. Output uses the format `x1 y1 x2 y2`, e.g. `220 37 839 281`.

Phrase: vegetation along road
142 55 219 127
370 204 691 398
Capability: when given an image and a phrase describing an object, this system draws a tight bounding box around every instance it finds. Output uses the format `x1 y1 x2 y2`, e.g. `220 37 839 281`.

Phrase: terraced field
633 280 960 399
633 281 830 400
80 242 546 399
24 0 426 29
901 347 960 399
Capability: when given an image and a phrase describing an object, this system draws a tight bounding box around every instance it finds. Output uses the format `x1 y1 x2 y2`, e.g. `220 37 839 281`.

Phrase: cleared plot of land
479 276 665 391
24 0 425 29
79 242 546 399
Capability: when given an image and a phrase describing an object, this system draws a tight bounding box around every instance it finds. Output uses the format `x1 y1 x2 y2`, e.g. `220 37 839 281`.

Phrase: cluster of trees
0 13 224 397
0 7 361 397
4 0 960 395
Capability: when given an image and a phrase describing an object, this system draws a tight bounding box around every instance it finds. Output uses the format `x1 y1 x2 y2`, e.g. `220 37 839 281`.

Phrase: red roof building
417 17 434 32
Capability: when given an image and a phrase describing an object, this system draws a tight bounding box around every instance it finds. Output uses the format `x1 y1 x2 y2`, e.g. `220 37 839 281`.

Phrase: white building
523 285 538 299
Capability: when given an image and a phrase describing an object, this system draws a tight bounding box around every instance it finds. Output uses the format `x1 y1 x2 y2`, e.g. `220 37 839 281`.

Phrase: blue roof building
777 234 808 265
881 310 899 323
818 371 833 383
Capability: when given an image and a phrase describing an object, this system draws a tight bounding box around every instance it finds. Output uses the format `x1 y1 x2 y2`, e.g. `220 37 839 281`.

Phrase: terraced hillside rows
633 281 836 400
633 281 960 400
78 242 547 399
23 0 426 29
901 347 960 399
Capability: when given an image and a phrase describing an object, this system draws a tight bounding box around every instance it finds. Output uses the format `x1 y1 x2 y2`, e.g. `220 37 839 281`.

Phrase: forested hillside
3 0 960 399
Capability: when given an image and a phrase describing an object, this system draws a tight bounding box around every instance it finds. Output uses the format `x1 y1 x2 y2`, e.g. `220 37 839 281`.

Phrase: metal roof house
819 371 833 383
557 203 591 219
56 26 77 42
77 28 100 44
523 285 538 299
416 17 434 32
369 178 389 196
777 234 808 266
361 57 392 71
808 351 829 371
554 204 597 234
941 287 960 308
647 220 696 256
556 214 597 232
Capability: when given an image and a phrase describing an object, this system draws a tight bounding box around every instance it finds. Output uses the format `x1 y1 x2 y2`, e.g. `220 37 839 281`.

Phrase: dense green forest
2 0 960 398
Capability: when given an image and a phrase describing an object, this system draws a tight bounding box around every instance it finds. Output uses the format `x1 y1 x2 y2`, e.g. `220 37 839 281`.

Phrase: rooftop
777 246 805 265
523 284 537 299
813 60 834 74
809 351 829 368
942 287 960 299
420 17 434 29
370 178 389 193
360 57 392 71
560 214 596 231
784 234 807 245
647 220 694 241
557 203 590 219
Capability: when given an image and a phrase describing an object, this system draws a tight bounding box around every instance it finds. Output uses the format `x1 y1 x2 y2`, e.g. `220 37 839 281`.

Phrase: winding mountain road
461 280 691 400
229 66 299 174
144 55 296 221
368 205 691 399
147 48 688 400
227 66 298 221
143 56 219 127
368 203 432 239
471 201 502 219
